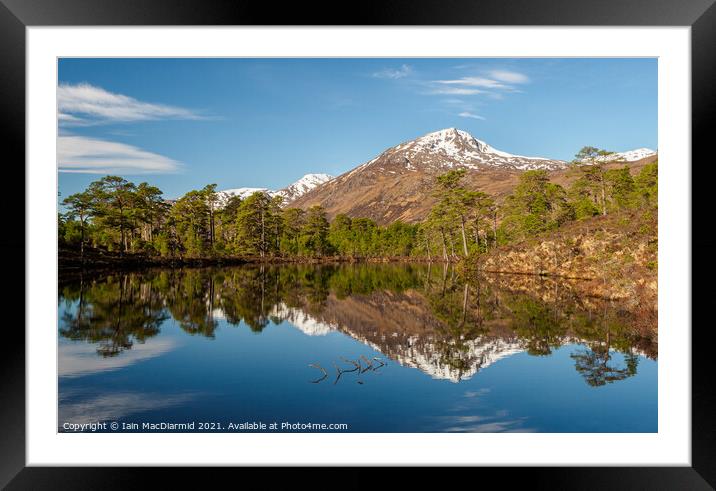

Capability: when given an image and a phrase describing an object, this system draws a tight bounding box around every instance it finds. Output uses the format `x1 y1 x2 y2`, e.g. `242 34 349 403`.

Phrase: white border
27 27 690 466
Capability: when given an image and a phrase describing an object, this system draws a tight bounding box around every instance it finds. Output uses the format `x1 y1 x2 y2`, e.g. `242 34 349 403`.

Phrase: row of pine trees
59 147 657 260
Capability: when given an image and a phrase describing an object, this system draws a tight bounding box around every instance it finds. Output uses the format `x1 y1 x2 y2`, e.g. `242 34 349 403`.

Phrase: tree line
59 178 419 259
59 146 657 261
420 146 657 259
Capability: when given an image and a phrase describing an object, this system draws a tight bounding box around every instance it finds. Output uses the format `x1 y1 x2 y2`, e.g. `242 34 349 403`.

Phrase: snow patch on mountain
217 187 271 201
592 148 657 163
217 173 333 206
409 128 563 169
346 128 569 176
344 128 656 178
275 173 333 203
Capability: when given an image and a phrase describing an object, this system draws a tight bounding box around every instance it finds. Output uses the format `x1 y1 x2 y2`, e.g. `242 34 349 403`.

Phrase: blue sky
58 58 657 200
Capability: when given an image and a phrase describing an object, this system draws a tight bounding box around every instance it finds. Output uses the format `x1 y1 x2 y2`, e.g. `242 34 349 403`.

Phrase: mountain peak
416 127 480 147
419 127 473 140
383 128 565 172
424 127 469 137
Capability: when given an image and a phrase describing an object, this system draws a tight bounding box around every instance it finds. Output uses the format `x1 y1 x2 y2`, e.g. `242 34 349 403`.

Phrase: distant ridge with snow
276 173 334 203
591 148 657 163
217 173 334 205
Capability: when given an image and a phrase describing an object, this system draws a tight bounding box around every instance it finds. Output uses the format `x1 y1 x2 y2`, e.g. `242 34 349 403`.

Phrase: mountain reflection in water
59 264 657 385
58 263 658 432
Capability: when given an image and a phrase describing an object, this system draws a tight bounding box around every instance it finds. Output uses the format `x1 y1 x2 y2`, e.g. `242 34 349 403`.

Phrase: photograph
56 57 659 434
0 0 708 481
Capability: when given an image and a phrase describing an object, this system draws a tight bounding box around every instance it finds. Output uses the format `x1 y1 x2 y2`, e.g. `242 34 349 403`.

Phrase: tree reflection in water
60 275 168 357
59 264 657 384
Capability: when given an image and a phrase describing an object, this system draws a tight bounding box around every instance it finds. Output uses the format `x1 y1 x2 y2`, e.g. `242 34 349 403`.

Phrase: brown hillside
292 153 657 225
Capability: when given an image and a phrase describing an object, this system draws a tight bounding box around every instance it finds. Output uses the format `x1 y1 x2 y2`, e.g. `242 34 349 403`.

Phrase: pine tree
281 208 306 256
434 169 477 257
134 182 168 252
634 161 658 207
61 190 94 258
572 146 624 216
469 192 495 252
87 176 138 253
235 192 273 257
301 206 330 256
499 170 573 241
328 214 353 256
201 184 219 251
605 166 636 210
171 189 211 257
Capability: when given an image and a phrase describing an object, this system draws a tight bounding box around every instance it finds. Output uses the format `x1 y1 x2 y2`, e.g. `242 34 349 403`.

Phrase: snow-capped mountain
217 187 271 201
386 128 568 171
291 128 569 223
275 173 334 203
592 148 657 163
217 173 333 206
291 128 657 224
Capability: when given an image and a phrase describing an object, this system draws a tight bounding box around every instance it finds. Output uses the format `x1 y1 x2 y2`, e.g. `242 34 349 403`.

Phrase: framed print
2 0 714 487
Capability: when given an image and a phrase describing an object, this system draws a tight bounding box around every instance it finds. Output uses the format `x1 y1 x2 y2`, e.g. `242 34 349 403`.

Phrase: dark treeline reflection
59 264 657 385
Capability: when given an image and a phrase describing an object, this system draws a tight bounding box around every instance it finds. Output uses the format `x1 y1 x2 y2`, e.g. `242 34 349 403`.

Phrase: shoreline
58 248 448 276
58 251 601 285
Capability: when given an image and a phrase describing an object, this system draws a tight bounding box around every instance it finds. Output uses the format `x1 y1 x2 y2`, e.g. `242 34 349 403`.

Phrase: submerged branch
310 355 389 385
308 363 328 383
339 357 360 372
360 355 373 373
332 362 346 385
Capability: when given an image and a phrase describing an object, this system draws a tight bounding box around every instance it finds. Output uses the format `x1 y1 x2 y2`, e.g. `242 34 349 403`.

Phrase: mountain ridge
291 128 657 224
214 128 656 225
218 172 334 205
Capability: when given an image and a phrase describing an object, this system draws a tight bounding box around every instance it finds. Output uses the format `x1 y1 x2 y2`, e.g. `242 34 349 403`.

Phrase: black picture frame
2 0 713 487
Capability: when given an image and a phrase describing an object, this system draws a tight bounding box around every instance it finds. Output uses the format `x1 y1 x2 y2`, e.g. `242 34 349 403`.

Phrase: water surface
58 263 657 432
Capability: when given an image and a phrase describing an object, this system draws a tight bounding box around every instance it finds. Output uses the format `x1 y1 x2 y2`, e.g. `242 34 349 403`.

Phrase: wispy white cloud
372 64 413 79
429 69 530 100
58 135 181 174
430 87 485 95
488 69 530 84
58 113 84 123
436 76 510 89
458 111 485 120
58 82 205 125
